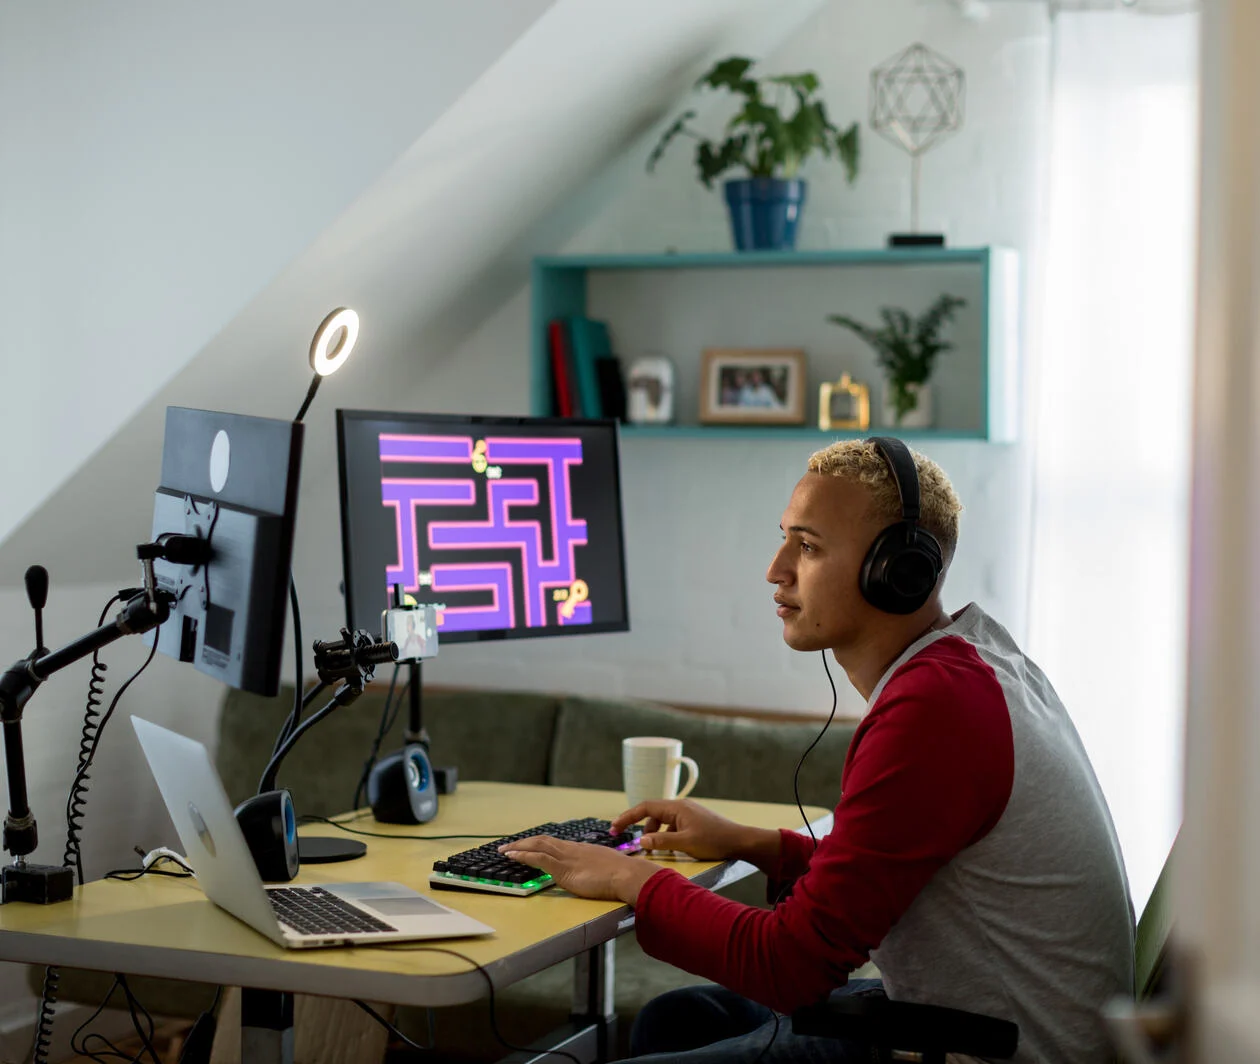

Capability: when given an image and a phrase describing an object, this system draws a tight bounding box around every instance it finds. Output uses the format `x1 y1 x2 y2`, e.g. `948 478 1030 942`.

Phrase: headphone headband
867 436 921 524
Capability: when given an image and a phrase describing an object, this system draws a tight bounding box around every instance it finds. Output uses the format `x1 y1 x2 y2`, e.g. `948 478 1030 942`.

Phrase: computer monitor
149 407 303 696
336 410 629 643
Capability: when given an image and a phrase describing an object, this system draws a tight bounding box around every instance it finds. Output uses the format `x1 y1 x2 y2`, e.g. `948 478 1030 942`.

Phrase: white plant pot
880 382 933 429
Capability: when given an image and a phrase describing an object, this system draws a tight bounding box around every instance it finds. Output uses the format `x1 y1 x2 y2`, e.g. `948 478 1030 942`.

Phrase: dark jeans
626 979 887 1064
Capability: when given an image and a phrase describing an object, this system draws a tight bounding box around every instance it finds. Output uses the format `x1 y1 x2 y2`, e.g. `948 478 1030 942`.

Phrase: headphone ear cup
860 523 943 615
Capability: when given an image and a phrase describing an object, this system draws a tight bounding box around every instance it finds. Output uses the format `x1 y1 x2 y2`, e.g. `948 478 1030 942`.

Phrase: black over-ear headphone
859 436 944 615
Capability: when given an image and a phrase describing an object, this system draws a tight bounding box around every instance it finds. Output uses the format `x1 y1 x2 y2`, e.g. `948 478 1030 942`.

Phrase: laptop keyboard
267 886 398 936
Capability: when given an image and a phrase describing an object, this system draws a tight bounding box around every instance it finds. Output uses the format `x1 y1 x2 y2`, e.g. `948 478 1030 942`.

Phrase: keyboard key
268 886 398 935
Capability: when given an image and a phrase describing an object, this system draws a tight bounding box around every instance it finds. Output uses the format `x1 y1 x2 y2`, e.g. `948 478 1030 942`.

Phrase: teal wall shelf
531 247 1019 442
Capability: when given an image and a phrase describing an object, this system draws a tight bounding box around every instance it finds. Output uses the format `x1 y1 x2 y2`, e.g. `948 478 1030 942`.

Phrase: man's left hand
500 836 661 904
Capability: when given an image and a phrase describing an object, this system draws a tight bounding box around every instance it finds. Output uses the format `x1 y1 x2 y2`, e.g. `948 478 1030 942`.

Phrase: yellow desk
0 782 832 1062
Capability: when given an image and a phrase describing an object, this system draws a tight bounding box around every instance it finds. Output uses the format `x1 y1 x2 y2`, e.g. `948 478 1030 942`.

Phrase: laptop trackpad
330 881 451 917
367 895 450 918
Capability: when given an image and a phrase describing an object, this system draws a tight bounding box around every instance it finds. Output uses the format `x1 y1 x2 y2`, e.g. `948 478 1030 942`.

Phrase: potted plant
647 56 859 251
827 294 966 427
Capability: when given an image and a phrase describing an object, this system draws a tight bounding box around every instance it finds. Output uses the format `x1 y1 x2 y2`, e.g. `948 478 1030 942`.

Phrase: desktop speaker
368 744 438 824
234 789 300 882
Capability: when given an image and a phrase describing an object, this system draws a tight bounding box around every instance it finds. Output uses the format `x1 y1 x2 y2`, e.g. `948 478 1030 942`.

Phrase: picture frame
699 348 808 425
818 373 871 431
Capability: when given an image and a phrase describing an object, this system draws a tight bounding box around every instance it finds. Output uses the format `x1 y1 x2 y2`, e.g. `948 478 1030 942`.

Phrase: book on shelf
595 357 626 422
566 316 611 418
547 318 577 417
548 316 628 421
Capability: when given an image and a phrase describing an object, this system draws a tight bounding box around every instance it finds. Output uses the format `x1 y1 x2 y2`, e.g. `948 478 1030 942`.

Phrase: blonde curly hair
807 439 962 562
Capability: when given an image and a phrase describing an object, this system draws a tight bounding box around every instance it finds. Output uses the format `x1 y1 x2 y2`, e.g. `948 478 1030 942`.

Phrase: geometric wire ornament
870 43 966 232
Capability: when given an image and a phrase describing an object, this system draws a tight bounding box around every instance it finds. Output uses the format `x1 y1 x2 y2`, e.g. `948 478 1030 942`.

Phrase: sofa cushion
216 685 561 815
549 696 857 811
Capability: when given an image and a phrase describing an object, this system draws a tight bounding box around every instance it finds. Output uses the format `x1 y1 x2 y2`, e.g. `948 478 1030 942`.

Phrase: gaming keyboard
429 818 644 896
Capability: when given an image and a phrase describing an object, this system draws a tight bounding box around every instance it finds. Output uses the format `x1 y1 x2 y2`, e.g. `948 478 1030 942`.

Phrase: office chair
791 994 1017 1063
791 843 1177 1064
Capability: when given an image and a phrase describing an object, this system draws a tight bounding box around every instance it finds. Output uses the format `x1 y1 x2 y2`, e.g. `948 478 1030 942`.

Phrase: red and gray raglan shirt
633 603 1135 1064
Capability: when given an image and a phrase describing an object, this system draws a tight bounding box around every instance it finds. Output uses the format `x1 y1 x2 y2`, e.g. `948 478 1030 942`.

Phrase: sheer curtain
1026 9 1199 910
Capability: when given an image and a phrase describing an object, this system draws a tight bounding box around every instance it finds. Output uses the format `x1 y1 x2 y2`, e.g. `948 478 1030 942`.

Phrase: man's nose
766 546 791 585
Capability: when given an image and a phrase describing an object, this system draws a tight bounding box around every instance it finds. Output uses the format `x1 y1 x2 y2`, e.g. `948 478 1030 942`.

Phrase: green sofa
44 686 858 1059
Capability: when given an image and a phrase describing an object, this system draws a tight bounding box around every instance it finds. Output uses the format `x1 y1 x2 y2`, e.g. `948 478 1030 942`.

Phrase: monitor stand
298 836 366 863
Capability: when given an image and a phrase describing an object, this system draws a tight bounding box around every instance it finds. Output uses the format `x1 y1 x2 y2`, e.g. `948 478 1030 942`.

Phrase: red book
548 319 577 416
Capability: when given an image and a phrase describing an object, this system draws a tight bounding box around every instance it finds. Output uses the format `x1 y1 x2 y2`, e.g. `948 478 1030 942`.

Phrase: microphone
24 565 48 653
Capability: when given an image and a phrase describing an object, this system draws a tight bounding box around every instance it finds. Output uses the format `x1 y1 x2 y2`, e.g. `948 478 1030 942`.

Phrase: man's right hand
611 800 781 868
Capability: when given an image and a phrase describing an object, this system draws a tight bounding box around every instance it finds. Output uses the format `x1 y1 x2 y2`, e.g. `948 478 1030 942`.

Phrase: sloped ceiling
0 0 558 547
0 0 827 586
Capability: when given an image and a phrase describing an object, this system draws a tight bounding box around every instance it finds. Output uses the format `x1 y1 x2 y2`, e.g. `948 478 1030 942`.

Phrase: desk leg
496 940 617 1064
572 938 617 1055
240 989 294 1064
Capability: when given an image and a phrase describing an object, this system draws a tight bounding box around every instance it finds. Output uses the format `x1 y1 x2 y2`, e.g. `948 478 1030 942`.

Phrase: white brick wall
422 0 1052 718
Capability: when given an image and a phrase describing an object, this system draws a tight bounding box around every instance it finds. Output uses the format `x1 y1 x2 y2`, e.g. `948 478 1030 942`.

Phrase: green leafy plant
647 56 859 188
828 294 967 423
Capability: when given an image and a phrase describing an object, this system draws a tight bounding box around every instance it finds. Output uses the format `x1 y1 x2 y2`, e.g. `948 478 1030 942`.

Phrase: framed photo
699 348 807 425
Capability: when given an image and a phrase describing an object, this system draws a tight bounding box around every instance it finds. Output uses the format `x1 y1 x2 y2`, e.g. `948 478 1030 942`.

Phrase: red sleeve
768 827 816 882
634 638 1014 1014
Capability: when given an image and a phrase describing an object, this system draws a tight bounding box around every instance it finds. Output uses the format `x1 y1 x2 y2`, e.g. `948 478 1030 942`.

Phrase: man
738 368 784 409
394 611 428 661
503 438 1133 1064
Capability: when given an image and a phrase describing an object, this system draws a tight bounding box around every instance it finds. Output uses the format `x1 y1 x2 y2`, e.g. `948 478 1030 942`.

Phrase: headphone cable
749 651 841 1064
791 650 840 847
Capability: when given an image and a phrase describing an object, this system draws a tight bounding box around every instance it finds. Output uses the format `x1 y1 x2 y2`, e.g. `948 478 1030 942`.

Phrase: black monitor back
150 407 303 696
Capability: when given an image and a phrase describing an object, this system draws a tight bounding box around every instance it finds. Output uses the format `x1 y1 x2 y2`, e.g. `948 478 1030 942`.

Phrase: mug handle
673 756 699 800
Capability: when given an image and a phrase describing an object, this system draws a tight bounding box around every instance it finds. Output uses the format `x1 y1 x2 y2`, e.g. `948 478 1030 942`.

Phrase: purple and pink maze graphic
378 433 593 633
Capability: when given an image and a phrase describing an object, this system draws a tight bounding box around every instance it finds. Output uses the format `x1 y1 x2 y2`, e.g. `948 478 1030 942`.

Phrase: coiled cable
63 654 108 882
62 634 160 884
63 594 119 881
33 598 162 1064
32 593 119 1064
29 966 60 1064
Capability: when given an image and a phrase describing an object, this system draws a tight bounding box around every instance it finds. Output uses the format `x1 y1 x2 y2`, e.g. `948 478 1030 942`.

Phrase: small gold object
818 373 870 430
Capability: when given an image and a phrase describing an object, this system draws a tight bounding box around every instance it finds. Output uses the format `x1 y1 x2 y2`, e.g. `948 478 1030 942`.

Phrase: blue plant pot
723 178 807 251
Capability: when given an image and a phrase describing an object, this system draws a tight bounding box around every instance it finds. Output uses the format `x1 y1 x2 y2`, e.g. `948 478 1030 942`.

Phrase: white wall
420 0 1051 720
0 0 558 546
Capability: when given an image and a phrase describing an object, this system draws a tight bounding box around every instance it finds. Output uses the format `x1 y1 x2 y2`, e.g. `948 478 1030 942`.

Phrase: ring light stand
239 628 397 876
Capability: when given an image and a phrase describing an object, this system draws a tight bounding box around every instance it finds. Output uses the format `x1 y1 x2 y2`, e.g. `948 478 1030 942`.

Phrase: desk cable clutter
0 550 192 904
238 626 398 880
4 309 364 1064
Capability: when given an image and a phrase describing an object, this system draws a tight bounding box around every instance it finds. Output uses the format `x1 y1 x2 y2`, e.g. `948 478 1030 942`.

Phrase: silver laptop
132 716 494 949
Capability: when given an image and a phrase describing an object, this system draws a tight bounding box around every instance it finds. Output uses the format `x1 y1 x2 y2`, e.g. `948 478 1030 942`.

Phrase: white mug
622 736 700 808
